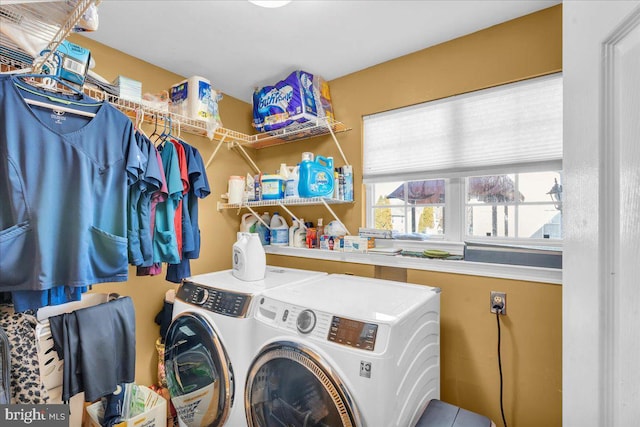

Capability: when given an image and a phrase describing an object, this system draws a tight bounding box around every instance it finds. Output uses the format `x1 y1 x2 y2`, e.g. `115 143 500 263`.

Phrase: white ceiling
85 0 561 103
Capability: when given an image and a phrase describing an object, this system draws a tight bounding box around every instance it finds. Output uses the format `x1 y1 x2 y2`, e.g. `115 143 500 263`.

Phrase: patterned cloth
0 304 49 404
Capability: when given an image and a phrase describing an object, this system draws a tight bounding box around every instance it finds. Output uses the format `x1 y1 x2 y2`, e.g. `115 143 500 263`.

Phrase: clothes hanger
156 116 173 146
9 50 99 118
13 78 97 118
148 113 161 141
134 108 150 138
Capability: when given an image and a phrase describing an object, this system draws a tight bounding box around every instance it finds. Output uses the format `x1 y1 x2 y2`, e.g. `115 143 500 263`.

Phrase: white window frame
363 73 563 249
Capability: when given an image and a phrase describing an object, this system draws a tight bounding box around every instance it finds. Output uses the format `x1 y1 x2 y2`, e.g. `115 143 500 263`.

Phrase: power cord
495 309 508 427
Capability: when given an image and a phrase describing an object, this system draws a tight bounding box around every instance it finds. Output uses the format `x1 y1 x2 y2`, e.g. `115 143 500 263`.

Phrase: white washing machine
246 274 440 427
163 266 327 427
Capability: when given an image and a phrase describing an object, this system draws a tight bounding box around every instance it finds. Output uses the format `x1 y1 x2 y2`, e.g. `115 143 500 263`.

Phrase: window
364 74 563 244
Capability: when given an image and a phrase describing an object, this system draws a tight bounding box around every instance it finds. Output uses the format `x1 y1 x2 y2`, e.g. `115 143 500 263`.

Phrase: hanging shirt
153 142 182 264
170 139 189 257
136 133 164 267
166 143 210 283
127 132 150 266
183 144 210 259
0 76 143 294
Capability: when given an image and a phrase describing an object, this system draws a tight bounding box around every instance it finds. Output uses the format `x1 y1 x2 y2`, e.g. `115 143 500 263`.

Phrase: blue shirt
0 75 143 292
166 143 210 283
153 142 182 264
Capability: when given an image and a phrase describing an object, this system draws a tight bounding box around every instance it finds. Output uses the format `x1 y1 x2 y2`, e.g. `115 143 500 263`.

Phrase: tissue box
319 235 343 251
252 70 333 132
343 236 375 253
85 386 166 427
55 40 91 89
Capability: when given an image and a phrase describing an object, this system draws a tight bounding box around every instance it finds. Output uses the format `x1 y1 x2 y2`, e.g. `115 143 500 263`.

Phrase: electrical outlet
490 291 507 315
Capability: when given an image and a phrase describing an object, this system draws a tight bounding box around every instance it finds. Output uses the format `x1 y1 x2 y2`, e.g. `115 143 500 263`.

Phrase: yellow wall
264 5 563 427
72 4 562 426
70 33 253 387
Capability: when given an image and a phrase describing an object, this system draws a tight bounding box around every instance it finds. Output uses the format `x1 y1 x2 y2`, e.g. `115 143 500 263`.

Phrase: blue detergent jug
298 155 334 197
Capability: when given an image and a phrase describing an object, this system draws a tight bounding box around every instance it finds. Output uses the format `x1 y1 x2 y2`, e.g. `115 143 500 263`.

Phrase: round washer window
164 313 234 427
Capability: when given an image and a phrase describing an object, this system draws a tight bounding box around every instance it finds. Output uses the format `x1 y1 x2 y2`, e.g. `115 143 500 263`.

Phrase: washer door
245 341 360 427
164 312 234 427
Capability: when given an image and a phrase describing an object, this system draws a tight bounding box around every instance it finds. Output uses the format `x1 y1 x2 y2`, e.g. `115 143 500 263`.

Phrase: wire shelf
248 118 350 149
217 197 352 211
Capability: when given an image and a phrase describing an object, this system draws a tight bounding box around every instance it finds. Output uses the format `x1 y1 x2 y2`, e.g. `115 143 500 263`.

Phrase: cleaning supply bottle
298 153 334 197
270 212 289 246
285 165 299 199
256 212 271 246
343 164 353 201
293 219 307 248
232 232 266 281
240 213 258 233
317 218 325 239
289 218 300 247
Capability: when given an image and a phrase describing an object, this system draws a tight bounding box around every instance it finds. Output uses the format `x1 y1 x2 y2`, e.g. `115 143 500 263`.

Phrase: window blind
363 73 563 183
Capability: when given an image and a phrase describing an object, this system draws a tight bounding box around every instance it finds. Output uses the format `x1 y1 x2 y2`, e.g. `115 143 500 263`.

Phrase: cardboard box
319 235 343 251
56 40 91 89
85 386 167 427
358 227 394 239
343 236 375 253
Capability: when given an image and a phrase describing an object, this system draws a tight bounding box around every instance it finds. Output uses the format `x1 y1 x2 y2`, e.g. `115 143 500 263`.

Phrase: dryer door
164 312 234 427
245 341 360 427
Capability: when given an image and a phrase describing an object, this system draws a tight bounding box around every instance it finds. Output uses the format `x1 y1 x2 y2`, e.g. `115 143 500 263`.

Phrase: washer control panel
257 297 380 352
296 309 317 334
178 281 251 318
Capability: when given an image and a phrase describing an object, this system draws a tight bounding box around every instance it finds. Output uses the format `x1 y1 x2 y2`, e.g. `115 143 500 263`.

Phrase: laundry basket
34 293 113 402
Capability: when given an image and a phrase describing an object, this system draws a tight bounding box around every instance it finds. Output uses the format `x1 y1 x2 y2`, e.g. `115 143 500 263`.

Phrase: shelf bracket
320 199 351 235
33 0 96 74
231 140 262 174
277 203 300 223
205 131 228 170
327 120 349 166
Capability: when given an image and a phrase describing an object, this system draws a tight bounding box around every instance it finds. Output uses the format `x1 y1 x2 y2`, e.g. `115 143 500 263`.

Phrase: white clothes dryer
164 266 327 427
246 274 440 427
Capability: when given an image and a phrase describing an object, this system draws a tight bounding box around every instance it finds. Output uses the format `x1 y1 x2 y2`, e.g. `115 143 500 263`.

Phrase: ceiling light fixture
249 1 292 8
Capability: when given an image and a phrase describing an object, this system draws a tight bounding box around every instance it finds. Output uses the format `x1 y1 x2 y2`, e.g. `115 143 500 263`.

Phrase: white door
564 2 640 426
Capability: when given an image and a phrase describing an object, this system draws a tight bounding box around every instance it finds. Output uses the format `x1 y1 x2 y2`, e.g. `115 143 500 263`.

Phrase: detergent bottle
240 213 258 233
293 218 307 248
232 232 266 281
285 165 299 199
255 212 271 246
298 153 334 198
270 212 289 246
288 218 300 247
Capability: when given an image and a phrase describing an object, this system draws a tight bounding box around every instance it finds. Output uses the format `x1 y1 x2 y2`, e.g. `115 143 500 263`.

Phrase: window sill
264 246 562 285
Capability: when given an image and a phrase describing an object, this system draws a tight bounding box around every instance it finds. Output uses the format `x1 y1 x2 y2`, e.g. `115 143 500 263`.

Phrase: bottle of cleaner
289 218 300 247
342 164 353 201
294 220 307 248
240 213 258 233
270 212 289 246
285 165 299 199
298 154 334 197
232 232 266 281
256 212 271 245
317 218 325 239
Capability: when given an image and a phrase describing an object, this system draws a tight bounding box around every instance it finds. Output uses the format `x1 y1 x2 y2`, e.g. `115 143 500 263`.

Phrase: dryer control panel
178 281 251 318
